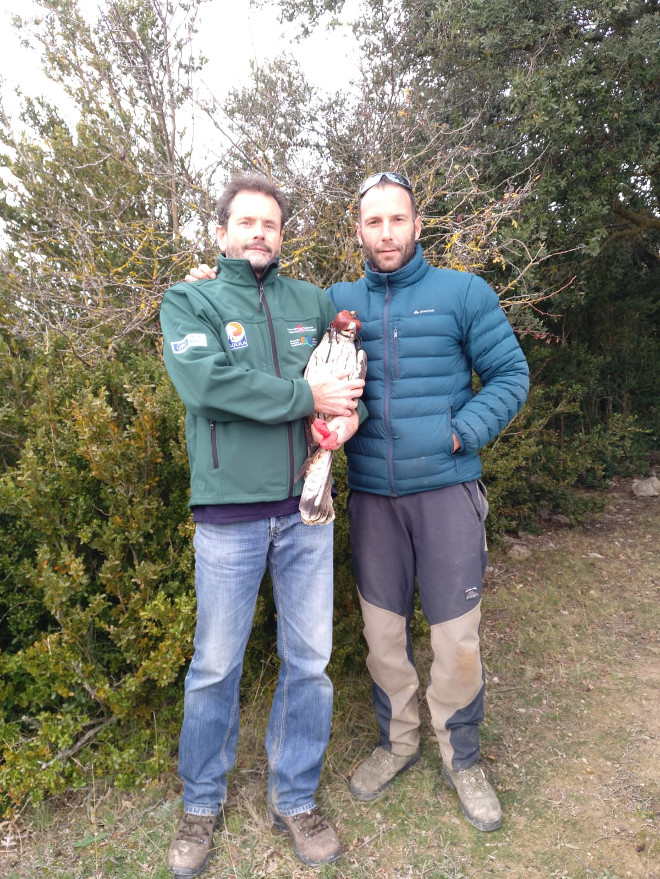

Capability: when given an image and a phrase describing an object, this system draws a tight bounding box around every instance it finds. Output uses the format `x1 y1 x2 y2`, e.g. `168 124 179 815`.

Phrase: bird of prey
298 310 367 525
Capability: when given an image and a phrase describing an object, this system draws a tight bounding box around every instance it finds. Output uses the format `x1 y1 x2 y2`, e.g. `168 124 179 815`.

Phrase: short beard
226 244 275 275
364 236 417 274
244 251 274 274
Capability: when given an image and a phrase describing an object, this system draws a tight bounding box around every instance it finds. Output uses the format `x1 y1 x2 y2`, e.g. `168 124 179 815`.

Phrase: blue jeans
178 514 334 817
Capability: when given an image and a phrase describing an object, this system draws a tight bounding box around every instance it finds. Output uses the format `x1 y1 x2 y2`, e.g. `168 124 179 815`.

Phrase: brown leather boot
167 813 217 877
269 806 341 866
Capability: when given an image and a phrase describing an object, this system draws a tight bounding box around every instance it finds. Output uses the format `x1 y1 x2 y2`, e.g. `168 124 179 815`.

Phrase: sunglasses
358 171 413 199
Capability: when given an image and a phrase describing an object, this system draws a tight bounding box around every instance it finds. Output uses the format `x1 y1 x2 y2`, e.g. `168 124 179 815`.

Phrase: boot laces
295 808 330 838
176 814 215 844
462 766 489 793
372 747 395 768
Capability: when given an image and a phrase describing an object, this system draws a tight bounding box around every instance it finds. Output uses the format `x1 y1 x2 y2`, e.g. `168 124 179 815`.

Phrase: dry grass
2 480 658 879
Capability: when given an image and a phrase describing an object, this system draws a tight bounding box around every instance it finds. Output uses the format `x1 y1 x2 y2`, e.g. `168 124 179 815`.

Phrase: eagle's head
331 310 362 333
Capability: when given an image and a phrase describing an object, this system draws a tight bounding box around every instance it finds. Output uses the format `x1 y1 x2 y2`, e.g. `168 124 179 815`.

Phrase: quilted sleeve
451 276 529 452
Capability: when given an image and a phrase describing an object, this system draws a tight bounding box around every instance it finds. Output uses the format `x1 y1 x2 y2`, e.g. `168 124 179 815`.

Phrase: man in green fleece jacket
160 174 364 878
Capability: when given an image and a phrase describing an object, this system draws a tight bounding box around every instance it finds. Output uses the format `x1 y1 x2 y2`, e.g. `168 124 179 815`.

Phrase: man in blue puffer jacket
329 172 529 832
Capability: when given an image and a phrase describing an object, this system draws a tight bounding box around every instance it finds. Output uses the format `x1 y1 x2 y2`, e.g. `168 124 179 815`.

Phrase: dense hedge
0 345 195 810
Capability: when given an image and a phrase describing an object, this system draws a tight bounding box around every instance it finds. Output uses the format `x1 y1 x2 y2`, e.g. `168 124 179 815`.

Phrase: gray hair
215 174 289 228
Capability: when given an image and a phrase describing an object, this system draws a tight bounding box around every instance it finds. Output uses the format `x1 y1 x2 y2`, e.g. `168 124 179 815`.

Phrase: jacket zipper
383 280 396 495
258 278 295 497
209 419 219 469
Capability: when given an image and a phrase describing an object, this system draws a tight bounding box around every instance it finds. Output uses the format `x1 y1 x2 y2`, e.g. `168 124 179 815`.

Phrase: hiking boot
349 746 420 801
442 763 502 831
269 806 341 866
167 813 217 878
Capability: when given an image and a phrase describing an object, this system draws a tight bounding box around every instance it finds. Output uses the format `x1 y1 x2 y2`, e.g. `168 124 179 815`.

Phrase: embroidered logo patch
465 587 479 601
288 323 316 335
288 323 317 348
226 321 248 350
171 333 208 354
290 335 317 348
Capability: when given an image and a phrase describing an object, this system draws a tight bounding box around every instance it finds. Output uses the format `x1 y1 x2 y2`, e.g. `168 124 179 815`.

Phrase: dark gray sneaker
167 813 217 878
349 746 420 801
269 806 341 866
442 763 502 831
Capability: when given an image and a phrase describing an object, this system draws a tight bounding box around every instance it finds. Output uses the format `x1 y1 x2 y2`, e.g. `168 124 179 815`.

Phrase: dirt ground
476 480 660 879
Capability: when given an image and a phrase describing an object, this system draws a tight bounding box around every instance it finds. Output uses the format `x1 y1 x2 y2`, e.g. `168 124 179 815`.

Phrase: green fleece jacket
160 256 338 506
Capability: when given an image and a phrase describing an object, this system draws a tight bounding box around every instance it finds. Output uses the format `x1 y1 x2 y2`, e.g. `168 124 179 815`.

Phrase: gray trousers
348 482 489 771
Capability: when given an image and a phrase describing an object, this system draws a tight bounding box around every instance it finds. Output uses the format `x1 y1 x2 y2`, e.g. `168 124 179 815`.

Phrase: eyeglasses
358 171 413 199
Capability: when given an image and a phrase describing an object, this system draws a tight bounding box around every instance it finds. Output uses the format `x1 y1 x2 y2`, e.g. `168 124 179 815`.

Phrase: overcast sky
0 0 361 115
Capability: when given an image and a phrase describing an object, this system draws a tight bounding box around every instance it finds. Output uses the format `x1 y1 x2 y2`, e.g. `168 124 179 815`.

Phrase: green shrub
0 346 194 814
482 381 643 538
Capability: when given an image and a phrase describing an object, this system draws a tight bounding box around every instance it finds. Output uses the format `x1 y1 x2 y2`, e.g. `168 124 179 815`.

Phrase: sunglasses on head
358 171 413 199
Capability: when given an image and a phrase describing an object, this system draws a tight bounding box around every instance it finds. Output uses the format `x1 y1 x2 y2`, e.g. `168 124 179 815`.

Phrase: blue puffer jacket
327 245 529 496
